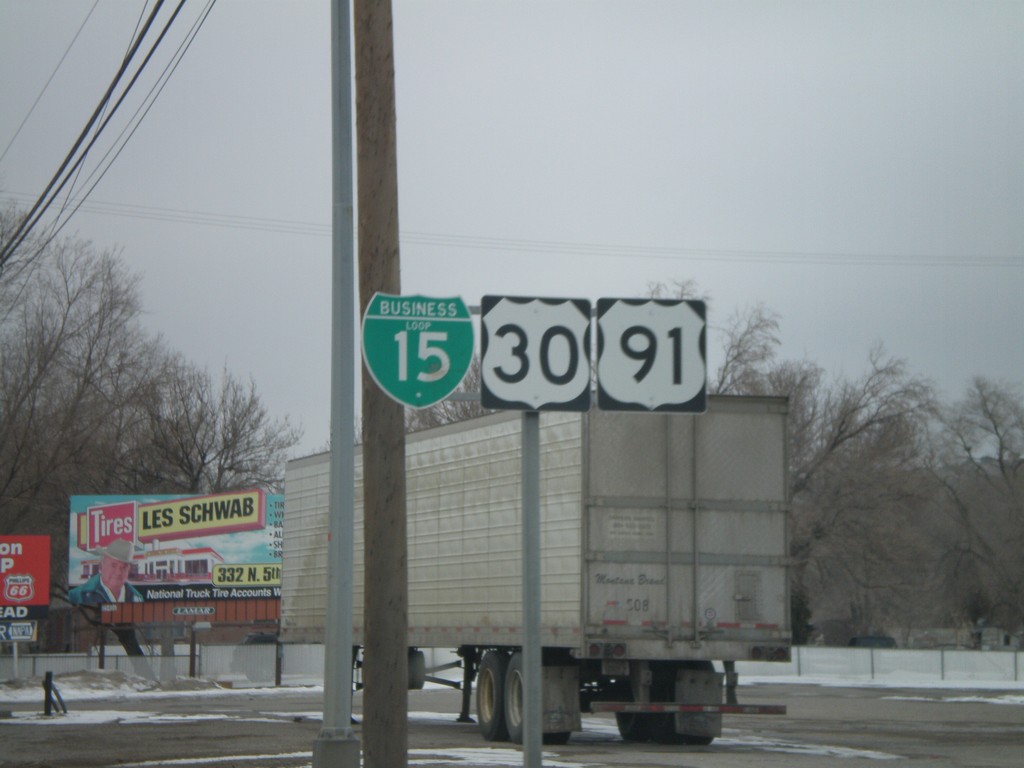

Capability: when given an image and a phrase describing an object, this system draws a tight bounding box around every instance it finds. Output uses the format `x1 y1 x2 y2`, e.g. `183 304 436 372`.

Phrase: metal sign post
314 1 359 766
521 411 542 767
479 295 592 767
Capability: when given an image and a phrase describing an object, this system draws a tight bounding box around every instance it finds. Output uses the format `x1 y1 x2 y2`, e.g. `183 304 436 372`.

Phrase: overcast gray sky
1 0 1021 456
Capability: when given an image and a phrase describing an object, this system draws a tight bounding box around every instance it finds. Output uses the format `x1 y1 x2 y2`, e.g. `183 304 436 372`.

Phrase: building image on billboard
68 490 283 607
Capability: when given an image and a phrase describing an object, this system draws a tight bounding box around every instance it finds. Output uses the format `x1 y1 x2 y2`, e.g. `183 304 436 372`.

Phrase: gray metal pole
522 411 542 767
313 0 360 765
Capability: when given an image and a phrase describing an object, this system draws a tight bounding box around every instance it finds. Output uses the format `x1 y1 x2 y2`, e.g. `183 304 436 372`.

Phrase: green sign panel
361 293 474 409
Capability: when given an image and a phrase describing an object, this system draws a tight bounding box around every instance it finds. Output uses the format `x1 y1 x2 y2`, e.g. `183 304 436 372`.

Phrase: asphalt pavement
2 681 1023 767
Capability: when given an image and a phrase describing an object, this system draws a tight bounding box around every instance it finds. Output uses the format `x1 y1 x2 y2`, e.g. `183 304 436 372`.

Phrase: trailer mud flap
677 711 719 741
542 666 582 734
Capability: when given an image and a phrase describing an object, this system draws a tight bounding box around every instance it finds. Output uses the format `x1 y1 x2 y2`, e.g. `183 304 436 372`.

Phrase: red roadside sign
0 535 51 619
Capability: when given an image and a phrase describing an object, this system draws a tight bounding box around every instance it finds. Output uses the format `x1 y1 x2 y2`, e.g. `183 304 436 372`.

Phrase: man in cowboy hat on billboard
68 538 144 605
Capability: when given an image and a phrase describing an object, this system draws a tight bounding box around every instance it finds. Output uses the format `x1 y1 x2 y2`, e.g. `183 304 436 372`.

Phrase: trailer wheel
504 652 525 744
476 651 510 741
505 653 573 745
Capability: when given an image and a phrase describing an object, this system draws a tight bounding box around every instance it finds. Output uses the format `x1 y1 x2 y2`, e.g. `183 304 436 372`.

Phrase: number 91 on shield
596 298 707 413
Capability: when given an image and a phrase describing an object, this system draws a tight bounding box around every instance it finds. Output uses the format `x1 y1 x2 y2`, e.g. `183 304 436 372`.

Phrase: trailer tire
504 652 525 744
505 653 573 746
477 651 510 742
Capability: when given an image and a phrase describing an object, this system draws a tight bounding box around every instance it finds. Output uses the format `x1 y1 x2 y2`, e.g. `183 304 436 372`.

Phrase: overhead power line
49 0 219 245
2 192 328 237
3 191 1016 270
0 0 171 265
0 0 215 266
0 1 100 168
401 232 1021 269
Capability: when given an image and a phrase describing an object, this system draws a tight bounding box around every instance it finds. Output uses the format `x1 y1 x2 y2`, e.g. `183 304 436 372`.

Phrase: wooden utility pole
355 1 407 767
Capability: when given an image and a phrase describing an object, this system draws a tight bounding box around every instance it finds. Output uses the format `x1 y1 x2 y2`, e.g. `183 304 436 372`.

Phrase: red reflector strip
590 702 786 716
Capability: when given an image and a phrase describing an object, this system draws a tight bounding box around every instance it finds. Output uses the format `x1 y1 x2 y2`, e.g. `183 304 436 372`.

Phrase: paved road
2 681 1022 767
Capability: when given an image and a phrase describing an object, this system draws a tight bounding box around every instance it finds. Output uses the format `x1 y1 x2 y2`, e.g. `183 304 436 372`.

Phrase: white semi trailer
281 395 790 745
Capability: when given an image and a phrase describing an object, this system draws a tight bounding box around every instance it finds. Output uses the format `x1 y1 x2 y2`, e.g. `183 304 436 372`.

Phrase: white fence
738 646 1023 684
2 645 1022 686
0 645 271 685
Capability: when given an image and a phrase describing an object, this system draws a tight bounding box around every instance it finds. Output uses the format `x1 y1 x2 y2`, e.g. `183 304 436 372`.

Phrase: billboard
68 491 283 605
0 535 51 620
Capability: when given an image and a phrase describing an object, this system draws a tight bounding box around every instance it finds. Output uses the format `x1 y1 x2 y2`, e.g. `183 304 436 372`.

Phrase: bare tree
131 356 301 493
783 347 936 638
0 236 157 589
712 303 782 395
0 226 302 597
789 347 934 496
0 201 47 300
646 278 707 302
928 378 1024 633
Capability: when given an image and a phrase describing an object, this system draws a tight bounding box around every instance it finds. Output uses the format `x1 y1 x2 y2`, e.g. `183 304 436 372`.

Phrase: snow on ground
885 693 1024 706
3 668 1022 705
117 755 315 768
3 709 287 726
0 669 319 702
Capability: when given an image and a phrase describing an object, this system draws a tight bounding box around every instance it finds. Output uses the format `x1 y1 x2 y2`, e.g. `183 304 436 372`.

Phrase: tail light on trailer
588 642 627 658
